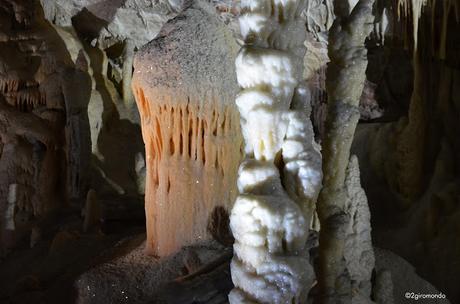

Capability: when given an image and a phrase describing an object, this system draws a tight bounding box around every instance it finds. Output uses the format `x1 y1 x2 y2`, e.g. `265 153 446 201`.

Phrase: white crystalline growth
282 85 323 222
229 255 311 304
236 159 281 195
235 47 299 104
230 0 319 301
235 47 298 161
231 162 307 253
229 161 314 304
237 103 290 161
228 289 258 304
238 0 308 56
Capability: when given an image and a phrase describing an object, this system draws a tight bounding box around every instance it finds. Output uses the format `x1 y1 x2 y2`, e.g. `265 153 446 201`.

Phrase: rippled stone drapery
132 2 243 257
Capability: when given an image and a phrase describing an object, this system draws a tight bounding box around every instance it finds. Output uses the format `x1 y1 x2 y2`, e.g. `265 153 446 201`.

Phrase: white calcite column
229 0 322 302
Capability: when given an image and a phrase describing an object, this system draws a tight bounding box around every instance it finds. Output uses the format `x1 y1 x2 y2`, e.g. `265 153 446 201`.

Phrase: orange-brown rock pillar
132 2 242 257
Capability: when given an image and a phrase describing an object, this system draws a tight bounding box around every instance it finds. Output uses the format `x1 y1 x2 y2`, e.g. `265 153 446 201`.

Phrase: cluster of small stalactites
0 78 46 112
132 83 243 256
396 0 460 51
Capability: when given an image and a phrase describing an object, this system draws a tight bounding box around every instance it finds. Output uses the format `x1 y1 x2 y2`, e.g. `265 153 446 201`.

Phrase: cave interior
0 0 459 303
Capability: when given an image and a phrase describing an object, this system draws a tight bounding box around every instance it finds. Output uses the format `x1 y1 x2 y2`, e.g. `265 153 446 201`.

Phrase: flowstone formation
132 1 243 257
228 0 322 302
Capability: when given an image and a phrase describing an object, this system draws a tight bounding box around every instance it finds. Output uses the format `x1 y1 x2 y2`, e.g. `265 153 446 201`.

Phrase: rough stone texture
343 156 375 303
0 1 457 303
39 0 180 199
71 238 448 304
132 1 243 257
38 0 245 201
374 248 451 304
305 0 334 36
304 1 384 142
74 238 231 304
40 0 176 49
316 1 376 302
373 269 394 304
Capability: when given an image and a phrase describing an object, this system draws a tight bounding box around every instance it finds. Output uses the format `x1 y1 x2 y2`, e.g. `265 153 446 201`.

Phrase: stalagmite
316 0 375 303
122 38 135 106
83 189 101 233
394 1 430 196
343 156 375 302
282 84 323 225
229 0 322 301
132 2 243 256
5 184 17 231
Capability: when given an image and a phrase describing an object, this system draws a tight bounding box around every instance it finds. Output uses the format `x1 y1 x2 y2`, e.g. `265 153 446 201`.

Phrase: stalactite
122 38 135 106
396 0 460 52
0 77 46 113
397 0 428 49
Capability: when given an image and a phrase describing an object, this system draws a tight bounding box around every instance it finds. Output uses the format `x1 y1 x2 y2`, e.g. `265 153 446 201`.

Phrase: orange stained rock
131 2 242 256
132 86 242 256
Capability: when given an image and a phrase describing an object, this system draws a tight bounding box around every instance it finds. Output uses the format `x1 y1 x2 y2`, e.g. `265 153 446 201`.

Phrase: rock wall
0 0 177 255
39 0 183 199
0 0 91 255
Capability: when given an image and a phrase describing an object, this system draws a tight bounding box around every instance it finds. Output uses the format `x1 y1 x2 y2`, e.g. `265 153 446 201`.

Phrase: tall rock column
132 2 243 257
229 0 322 302
316 0 375 303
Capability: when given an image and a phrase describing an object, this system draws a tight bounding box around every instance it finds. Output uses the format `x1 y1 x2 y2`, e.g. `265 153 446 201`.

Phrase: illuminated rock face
132 2 243 256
